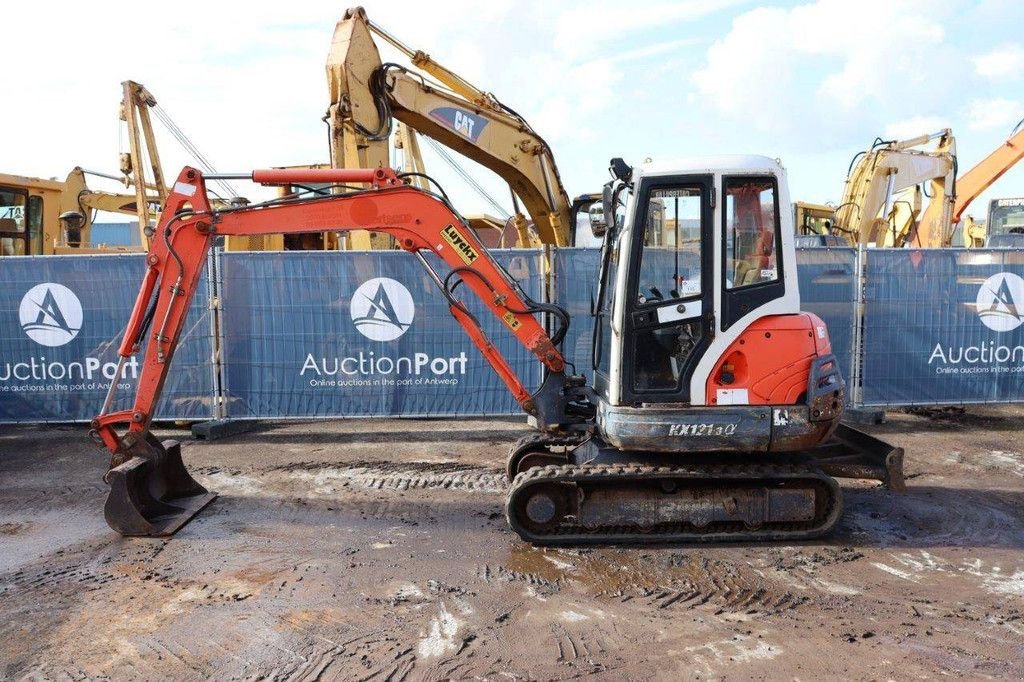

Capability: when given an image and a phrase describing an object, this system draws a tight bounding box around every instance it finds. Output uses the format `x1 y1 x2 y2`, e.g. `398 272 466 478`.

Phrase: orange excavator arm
952 126 1024 226
916 126 1024 245
92 166 583 464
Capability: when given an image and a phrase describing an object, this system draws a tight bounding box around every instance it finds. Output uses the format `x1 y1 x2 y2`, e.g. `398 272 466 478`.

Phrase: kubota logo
976 272 1024 332
350 278 415 342
19 283 83 347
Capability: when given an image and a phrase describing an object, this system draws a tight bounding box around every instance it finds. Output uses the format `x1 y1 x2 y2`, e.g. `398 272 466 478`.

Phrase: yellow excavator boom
833 130 956 247
326 7 574 247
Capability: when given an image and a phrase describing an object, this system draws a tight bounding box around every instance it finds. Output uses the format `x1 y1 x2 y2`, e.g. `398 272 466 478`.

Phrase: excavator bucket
103 436 216 536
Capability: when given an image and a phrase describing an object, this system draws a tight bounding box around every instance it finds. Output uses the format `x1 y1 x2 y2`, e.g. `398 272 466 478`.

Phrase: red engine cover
705 313 832 405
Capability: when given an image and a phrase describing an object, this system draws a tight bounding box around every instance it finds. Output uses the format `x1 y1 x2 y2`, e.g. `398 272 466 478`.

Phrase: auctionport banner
217 249 545 418
862 249 1024 405
0 255 215 422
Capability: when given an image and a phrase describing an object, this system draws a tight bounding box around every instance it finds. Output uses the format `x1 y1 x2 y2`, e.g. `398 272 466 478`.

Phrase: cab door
622 175 714 404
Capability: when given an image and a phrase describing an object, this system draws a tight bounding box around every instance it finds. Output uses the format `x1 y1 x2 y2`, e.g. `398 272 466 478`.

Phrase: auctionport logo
350 278 414 342
19 283 82 347
976 272 1024 332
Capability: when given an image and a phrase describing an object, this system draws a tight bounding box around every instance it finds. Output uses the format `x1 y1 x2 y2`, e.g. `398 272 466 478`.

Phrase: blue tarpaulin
0 254 215 422
217 249 545 418
862 249 1024 405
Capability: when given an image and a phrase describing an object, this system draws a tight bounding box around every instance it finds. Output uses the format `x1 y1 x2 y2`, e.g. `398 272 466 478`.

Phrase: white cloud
964 98 1024 132
551 0 749 60
974 43 1024 79
691 0 946 138
884 116 952 140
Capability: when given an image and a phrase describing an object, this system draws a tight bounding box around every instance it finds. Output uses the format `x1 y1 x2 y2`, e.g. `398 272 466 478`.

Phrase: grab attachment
103 433 216 536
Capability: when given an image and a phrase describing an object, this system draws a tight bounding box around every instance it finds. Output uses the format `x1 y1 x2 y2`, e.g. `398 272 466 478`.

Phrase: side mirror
589 206 607 238
590 184 612 237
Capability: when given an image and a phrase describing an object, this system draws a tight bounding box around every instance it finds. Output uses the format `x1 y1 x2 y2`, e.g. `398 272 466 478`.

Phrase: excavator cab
594 158 803 416
586 157 873 456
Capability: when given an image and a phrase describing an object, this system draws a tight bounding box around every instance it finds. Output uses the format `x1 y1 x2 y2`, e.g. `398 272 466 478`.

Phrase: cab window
0 188 28 256
635 186 702 304
724 178 779 289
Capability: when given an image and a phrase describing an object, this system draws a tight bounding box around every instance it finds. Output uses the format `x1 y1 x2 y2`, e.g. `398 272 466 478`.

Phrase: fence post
851 244 866 408
209 247 225 421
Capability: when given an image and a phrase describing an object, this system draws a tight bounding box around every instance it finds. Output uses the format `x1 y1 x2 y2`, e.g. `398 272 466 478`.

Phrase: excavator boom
92 165 588 535
326 7 574 246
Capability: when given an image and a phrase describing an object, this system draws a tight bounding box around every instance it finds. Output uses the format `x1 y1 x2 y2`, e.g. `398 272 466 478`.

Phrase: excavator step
506 463 842 546
103 439 217 536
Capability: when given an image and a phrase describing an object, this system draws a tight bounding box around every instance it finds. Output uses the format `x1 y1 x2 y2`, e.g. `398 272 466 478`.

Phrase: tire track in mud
486 552 813 617
198 461 508 496
476 563 561 594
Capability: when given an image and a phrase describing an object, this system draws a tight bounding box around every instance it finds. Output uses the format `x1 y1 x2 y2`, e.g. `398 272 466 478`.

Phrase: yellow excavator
0 81 171 257
0 167 159 256
800 123 1024 248
829 130 957 248
322 6 579 249
224 7 587 253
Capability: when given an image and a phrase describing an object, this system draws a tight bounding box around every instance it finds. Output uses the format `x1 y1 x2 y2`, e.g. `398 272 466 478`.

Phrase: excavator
0 81 177 256
831 130 957 248
804 123 1024 248
90 155 902 545
321 6 580 249
922 124 1024 248
0 167 156 256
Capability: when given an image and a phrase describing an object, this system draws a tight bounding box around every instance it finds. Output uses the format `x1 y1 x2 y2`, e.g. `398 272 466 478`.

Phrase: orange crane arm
952 127 1024 225
92 166 571 455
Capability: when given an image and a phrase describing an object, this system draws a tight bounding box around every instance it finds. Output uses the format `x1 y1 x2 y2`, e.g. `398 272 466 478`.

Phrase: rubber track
505 463 843 546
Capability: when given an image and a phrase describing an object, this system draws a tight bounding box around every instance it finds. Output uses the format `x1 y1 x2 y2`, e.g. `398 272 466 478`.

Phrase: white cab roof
636 155 785 178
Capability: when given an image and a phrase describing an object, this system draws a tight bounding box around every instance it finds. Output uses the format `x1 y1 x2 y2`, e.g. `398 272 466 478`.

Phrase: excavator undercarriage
504 422 902 545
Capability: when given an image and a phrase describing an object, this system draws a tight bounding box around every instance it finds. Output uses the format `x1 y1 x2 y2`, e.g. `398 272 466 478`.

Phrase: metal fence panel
552 248 602 381
0 254 215 422
218 249 545 418
862 249 1024 406
794 247 859 388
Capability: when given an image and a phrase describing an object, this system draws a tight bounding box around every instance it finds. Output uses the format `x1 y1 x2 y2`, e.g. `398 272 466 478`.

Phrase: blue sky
4 0 1023 224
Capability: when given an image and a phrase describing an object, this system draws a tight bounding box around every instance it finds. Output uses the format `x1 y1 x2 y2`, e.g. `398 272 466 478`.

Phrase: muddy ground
2 408 1023 680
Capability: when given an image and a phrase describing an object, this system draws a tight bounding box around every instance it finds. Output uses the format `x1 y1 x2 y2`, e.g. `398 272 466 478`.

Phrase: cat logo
19 283 83 347
453 111 475 138
428 106 489 144
441 224 479 265
976 272 1024 332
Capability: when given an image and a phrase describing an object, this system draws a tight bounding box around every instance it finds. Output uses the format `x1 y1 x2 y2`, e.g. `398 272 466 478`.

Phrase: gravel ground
2 408 1023 679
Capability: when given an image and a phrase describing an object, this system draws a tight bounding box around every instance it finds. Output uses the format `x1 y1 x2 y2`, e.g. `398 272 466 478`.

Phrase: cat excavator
90 156 902 545
323 6 579 249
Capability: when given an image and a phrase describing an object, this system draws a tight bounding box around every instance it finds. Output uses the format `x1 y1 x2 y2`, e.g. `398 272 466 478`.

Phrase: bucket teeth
103 439 216 536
